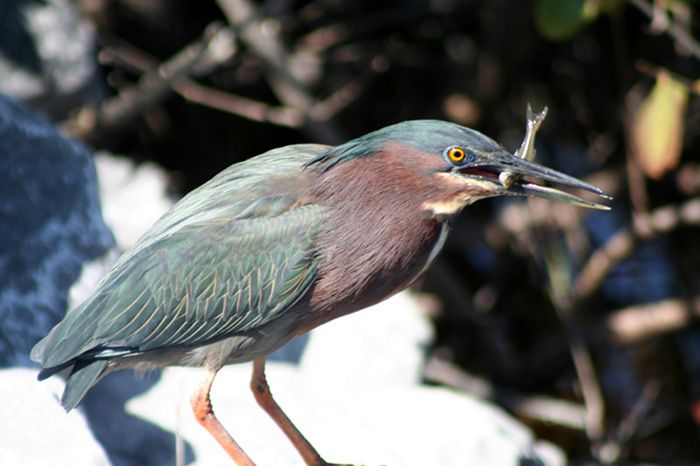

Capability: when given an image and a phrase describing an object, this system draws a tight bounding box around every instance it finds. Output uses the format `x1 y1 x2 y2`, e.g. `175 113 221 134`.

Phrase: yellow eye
447 147 466 163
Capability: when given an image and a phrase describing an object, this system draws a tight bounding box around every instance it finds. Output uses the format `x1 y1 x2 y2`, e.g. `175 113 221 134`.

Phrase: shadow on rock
83 370 195 466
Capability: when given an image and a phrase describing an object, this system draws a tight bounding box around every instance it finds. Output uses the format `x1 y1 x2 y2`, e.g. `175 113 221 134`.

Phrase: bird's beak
457 150 611 210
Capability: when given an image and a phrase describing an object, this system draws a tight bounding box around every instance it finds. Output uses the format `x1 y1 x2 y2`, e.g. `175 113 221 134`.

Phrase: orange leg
251 358 350 466
191 367 255 466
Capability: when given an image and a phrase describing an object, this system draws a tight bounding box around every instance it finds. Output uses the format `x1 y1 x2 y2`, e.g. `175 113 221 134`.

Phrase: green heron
31 120 608 465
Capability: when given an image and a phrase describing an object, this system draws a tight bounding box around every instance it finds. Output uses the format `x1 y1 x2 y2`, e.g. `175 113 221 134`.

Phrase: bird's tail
60 360 109 411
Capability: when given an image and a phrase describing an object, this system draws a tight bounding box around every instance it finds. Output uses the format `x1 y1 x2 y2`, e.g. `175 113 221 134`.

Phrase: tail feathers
61 360 109 411
29 336 47 363
36 361 74 381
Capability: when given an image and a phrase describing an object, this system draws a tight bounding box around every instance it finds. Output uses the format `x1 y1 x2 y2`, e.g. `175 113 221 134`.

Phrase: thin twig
215 0 345 143
603 296 700 344
99 41 305 128
424 356 588 431
628 0 700 60
61 23 236 143
568 328 605 445
297 2 434 52
311 79 368 121
101 37 374 128
596 380 661 463
616 380 661 444
635 59 700 90
544 243 605 450
575 197 700 301
174 80 304 128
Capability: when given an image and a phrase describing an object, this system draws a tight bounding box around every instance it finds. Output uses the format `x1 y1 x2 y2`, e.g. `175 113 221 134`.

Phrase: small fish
500 104 548 188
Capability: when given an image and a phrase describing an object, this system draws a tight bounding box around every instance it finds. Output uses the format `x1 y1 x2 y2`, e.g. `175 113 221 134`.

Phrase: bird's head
309 120 610 217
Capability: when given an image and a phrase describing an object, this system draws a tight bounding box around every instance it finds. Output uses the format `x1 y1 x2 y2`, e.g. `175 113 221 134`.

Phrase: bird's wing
33 144 330 368
99 206 320 352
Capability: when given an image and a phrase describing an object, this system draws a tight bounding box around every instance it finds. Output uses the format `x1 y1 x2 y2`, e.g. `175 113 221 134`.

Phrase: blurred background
1 0 699 465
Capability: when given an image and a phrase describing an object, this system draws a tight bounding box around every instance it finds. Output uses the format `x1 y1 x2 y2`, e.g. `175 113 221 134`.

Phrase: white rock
130 362 563 466
94 153 173 250
300 290 433 385
0 368 110 466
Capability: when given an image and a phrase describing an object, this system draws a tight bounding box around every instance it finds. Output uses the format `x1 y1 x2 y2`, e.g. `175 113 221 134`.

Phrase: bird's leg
251 358 340 466
191 367 255 466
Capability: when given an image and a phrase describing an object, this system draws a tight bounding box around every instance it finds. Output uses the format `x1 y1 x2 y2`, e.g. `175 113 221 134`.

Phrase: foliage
632 70 689 179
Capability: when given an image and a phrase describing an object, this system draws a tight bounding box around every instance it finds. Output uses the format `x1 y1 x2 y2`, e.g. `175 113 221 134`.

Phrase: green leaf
632 71 689 179
535 0 590 40
535 0 626 40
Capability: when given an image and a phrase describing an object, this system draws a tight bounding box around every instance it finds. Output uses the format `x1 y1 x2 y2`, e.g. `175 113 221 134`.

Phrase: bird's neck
305 152 449 323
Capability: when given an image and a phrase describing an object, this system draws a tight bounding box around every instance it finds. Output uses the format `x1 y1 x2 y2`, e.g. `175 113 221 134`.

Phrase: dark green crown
308 120 506 171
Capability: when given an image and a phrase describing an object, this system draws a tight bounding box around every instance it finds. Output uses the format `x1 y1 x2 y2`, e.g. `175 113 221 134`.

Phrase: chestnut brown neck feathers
302 141 465 326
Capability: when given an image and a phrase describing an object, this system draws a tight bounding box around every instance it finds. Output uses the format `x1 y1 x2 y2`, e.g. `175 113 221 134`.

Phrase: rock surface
0 0 101 117
0 94 113 367
0 368 110 466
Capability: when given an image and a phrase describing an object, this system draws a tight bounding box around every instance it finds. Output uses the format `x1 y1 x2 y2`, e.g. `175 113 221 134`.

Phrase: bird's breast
301 209 445 331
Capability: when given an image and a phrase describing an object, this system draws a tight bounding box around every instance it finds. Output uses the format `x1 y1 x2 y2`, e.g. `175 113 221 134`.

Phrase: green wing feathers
100 208 321 352
32 144 328 371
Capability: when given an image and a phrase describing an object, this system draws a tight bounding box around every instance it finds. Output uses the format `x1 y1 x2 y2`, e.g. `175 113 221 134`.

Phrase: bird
31 120 609 466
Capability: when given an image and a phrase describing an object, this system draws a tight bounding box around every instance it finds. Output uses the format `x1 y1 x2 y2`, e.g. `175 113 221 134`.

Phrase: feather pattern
32 144 329 371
